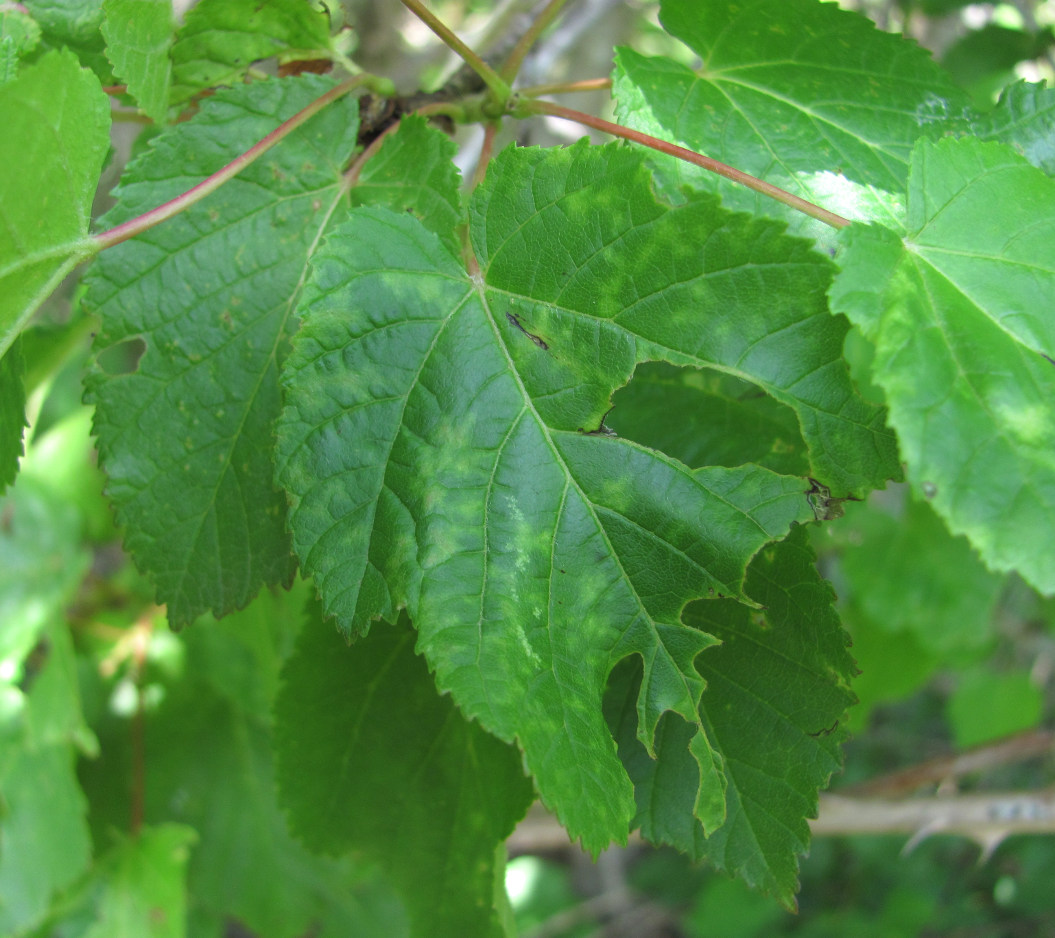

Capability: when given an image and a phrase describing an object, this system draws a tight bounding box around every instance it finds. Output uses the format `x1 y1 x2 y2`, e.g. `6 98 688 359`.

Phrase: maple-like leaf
101 0 173 123
831 137 1055 593
613 0 968 239
274 141 889 850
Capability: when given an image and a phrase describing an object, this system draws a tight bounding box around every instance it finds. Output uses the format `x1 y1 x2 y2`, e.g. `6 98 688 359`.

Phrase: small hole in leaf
96 337 146 376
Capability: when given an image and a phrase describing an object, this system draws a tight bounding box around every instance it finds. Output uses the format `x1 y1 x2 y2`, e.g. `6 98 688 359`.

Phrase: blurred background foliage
2 0 1054 936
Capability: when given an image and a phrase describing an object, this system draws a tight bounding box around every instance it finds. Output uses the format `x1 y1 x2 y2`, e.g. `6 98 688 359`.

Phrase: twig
499 0 569 83
401 0 511 101
519 77 612 96
840 729 1054 797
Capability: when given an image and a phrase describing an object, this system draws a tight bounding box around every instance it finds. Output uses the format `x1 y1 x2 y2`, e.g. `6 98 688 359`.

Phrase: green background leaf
84 75 360 626
101 0 173 123
170 0 332 104
275 610 534 938
830 137 1055 593
0 49 109 360
972 80 1055 175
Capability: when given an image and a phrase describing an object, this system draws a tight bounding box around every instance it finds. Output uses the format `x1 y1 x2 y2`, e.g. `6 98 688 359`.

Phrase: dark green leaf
605 526 855 909
84 75 360 626
101 0 173 123
350 114 463 255
170 0 332 104
830 137 1055 593
610 362 810 476
0 338 26 492
613 0 967 236
275 610 533 938
277 142 838 852
0 49 109 360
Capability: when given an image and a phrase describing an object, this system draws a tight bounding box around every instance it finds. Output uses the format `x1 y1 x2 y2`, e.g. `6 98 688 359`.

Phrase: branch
499 0 569 83
521 99 852 230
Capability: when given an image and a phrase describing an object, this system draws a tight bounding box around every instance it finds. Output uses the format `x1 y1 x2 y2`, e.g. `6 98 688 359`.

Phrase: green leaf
350 114 463 256
830 137 1055 594
101 0 173 123
277 142 837 852
83 75 361 626
69 825 197 938
836 495 1004 653
0 338 26 492
972 80 1055 175
78 588 406 938
170 0 332 104
946 668 1044 748
0 49 109 361
22 0 114 83
0 7 42 83
0 743 93 934
275 610 533 938
613 0 967 235
605 526 855 909
610 362 811 477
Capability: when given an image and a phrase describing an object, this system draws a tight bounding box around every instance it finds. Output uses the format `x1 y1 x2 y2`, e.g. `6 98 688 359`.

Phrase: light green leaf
0 338 26 492
79 825 197 938
170 0 332 104
101 0 173 123
946 668 1044 748
830 137 1055 593
0 8 42 83
613 0 967 237
275 610 533 938
610 362 810 477
277 142 838 852
605 526 855 909
0 49 109 361
972 80 1055 175
84 76 360 626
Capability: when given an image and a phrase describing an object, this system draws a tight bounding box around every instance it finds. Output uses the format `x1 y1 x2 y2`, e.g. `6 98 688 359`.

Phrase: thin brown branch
499 0 569 83
840 729 1055 797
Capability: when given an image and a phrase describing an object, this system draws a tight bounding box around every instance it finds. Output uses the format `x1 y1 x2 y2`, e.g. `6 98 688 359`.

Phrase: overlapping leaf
83 75 363 626
275 141 881 850
0 50 109 360
613 0 967 236
170 0 332 104
101 0 173 123
275 611 533 938
605 526 855 909
830 137 1055 593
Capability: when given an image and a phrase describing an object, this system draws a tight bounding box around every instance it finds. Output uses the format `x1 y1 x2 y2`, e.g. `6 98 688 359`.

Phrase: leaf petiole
400 0 511 104
523 99 852 230
93 74 387 251
499 0 570 84
518 77 612 97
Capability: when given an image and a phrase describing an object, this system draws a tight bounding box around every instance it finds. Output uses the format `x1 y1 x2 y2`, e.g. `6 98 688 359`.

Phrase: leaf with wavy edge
275 142 864 850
